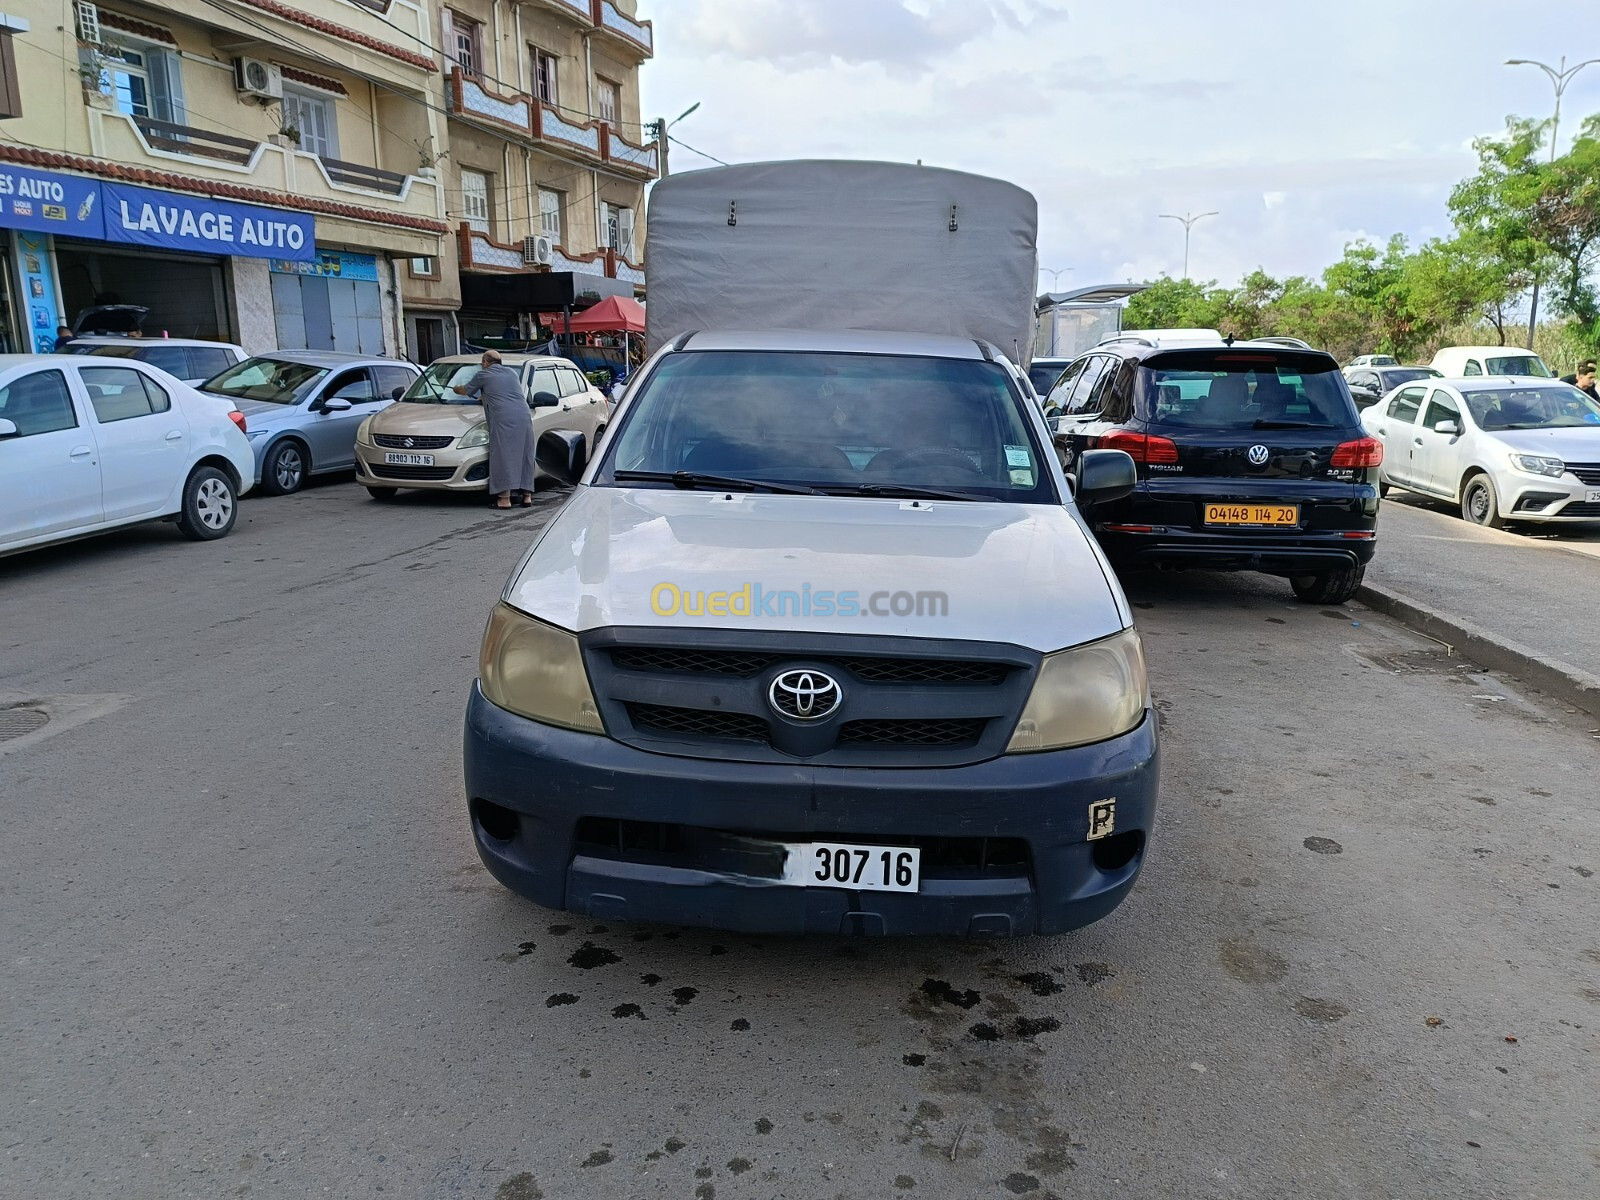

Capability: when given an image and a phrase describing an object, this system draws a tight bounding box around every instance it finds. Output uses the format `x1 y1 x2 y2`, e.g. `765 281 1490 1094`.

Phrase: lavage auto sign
101 182 315 262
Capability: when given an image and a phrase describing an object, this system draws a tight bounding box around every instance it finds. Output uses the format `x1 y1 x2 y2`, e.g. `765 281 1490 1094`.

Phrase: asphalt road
3 479 1599 1200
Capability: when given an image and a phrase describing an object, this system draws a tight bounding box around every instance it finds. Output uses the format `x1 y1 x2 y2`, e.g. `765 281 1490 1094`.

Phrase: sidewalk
1360 494 1600 714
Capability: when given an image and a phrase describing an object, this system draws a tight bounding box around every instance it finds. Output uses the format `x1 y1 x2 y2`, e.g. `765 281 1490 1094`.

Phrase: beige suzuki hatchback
353 354 610 499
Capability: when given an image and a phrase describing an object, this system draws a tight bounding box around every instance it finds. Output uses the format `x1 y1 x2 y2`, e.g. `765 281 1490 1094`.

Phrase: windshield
1484 355 1553 378
1028 363 1067 393
601 350 1057 503
1379 368 1439 387
202 357 327 404
401 362 481 403
1463 385 1600 430
1141 352 1358 428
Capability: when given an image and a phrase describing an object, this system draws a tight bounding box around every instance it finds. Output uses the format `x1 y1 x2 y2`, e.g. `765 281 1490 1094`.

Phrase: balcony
458 222 643 290
606 129 658 178
133 117 258 166
447 69 658 178
594 0 653 58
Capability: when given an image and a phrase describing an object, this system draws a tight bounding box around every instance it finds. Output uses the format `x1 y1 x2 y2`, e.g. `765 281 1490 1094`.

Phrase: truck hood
504 487 1128 652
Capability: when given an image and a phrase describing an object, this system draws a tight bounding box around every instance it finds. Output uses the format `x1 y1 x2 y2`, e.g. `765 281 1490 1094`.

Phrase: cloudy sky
641 0 1600 290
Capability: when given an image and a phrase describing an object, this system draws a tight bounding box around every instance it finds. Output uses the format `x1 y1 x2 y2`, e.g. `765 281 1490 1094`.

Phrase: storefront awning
458 270 635 314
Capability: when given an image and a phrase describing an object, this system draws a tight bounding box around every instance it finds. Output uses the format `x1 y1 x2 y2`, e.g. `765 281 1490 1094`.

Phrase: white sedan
0 355 255 557
1361 376 1600 527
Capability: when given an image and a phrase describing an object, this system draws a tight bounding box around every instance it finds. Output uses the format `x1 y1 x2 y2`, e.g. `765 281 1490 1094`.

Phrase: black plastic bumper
463 683 1159 936
1098 528 1377 573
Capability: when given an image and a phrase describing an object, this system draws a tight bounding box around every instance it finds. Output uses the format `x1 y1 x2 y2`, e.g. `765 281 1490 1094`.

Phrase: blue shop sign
269 250 379 281
103 181 314 262
0 165 106 239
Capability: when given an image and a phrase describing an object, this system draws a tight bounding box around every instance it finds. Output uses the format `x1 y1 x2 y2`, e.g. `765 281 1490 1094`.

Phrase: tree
1528 113 1600 347
1122 276 1225 330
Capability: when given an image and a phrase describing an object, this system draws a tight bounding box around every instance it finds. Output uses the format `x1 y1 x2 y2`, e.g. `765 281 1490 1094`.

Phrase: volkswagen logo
1247 444 1270 467
768 669 842 721
402 436 416 448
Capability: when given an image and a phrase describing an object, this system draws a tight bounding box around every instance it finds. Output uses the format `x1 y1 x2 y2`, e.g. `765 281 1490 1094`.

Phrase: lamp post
1159 210 1218 280
1039 266 1073 292
1505 56 1600 348
649 101 701 178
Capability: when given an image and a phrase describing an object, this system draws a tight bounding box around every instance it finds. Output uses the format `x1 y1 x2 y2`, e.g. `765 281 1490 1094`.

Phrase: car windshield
400 362 482 403
1484 356 1553 378
1462 385 1600 430
1028 363 1067 393
202 357 327 404
601 350 1057 503
1142 351 1357 428
1380 368 1438 386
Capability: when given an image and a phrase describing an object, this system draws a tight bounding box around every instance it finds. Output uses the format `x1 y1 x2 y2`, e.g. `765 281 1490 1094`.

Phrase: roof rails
1097 328 1222 348
1250 335 1314 349
1099 334 1157 348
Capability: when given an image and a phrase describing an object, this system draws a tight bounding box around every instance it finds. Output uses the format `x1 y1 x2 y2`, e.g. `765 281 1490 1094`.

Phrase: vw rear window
1140 351 1358 430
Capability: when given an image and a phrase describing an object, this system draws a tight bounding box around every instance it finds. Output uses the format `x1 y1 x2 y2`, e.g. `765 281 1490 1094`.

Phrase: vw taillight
1331 436 1382 468
1098 431 1179 464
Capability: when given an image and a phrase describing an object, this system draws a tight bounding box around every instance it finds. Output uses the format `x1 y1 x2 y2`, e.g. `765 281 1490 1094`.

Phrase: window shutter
617 208 635 260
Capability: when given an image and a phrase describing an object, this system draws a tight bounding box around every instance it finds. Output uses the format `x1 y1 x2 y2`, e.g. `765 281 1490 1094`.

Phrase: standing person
1560 360 1597 400
452 350 535 508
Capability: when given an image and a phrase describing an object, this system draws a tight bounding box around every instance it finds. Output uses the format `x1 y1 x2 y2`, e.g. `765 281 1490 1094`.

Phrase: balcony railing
458 222 643 287
319 156 408 196
595 0 653 56
134 117 258 165
607 129 658 176
447 70 658 177
539 103 602 157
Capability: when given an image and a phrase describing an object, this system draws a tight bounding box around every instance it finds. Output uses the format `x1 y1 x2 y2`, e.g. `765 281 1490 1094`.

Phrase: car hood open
504 487 1129 652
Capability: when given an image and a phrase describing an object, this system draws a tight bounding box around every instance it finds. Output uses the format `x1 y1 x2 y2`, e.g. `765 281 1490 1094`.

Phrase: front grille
369 462 456 481
1566 462 1600 485
608 646 1010 685
627 703 768 742
1556 500 1600 517
839 718 987 746
374 433 453 449
611 647 777 676
837 658 1009 685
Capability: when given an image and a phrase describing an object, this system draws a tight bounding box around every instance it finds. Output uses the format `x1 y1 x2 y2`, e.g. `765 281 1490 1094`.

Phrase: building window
408 256 438 279
596 77 618 126
448 11 481 76
538 188 563 243
460 169 491 233
281 87 338 159
531 48 557 105
602 202 634 259
103 44 183 123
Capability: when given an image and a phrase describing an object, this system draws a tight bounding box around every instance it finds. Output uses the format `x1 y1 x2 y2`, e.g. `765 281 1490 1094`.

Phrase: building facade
0 0 655 362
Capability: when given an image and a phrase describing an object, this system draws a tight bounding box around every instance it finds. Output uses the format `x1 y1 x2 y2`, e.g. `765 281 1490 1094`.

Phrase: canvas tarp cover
644 161 1038 362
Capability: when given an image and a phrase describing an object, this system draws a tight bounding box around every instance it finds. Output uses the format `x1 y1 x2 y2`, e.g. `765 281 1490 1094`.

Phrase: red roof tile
99 10 179 46
232 0 436 72
278 64 350 97
0 144 449 238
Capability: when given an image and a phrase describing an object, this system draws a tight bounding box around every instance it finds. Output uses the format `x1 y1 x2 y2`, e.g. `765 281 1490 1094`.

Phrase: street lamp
1505 56 1600 347
1039 266 1073 292
1159 210 1218 281
650 102 701 177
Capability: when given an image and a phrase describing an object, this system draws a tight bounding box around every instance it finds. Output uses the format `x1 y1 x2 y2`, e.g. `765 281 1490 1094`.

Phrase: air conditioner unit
234 57 283 101
522 235 554 266
75 1 101 45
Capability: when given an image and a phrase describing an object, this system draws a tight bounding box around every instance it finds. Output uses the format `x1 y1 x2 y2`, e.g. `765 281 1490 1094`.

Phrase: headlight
1509 453 1564 478
355 416 374 445
1006 628 1148 753
479 604 604 733
459 421 490 449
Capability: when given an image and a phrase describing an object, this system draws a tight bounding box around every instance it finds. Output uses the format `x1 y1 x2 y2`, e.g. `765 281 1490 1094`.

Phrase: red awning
544 295 646 334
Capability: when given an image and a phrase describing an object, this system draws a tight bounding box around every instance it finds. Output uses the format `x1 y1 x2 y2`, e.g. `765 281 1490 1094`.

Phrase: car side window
139 345 190 377
372 366 415 399
1045 359 1085 405
1078 356 1120 416
1389 387 1424 423
1462 359 1482 376
326 370 377 402
0 369 77 435
529 367 562 401
1421 390 1460 431
1063 356 1107 415
80 365 165 422
187 347 235 381
559 368 589 396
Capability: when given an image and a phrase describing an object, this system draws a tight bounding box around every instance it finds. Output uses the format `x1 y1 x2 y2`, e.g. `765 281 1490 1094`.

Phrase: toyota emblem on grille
1247 444 1270 466
769 670 841 720
402 436 416 448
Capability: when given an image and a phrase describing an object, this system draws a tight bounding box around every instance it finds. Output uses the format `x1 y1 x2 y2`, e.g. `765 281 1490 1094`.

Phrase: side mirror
1075 449 1137 506
0 417 17 439
321 396 354 412
530 390 560 409
1435 420 1460 436
536 428 587 484
391 386 406 400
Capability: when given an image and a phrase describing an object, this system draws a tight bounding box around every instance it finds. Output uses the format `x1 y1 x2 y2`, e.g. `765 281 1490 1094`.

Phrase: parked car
1361 377 1600 527
1027 356 1074 397
197 352 418 495
1343 364 1440 408
0 354 253 556
1429 346 1554 379
353 353 608 500
1347 354 1398 368
59 337 247 386
1048 331 1380 603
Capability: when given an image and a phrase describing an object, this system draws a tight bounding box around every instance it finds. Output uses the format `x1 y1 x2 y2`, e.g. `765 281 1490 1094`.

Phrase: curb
1357 582 1600 719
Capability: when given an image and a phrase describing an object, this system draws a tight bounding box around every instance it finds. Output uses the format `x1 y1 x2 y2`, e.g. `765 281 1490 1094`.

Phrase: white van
461 162 1157 938
1429 346 1554 379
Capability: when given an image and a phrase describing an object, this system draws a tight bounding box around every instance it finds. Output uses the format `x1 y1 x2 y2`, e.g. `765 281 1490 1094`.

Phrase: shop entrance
269 252 385 355
54 241 229 340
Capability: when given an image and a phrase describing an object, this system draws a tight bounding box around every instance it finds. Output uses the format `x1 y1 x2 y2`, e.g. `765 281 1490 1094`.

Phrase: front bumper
463 683 1159 937
354 443 490 492
1500 471 1600 521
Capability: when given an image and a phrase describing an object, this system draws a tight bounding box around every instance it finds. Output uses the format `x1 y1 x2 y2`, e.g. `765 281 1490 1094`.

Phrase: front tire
261 440 308 496
1289 564 1366 605
1460 473 1505 528
366 486 398 501
175 465 237 541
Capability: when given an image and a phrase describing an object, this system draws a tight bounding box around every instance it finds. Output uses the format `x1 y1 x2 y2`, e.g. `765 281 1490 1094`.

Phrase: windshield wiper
821 483 986 502
614 469 826 496
1252 419 1336 429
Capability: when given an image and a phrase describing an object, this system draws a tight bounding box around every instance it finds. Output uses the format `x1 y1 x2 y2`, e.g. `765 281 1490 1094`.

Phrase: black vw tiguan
1044 334 1381 603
